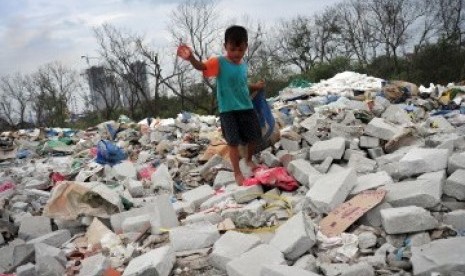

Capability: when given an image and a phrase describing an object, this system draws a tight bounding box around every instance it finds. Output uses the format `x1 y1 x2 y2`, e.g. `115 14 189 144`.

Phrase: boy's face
224 42 247 64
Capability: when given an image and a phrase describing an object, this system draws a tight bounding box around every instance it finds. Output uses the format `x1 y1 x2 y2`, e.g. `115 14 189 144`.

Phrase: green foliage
307 56 354 82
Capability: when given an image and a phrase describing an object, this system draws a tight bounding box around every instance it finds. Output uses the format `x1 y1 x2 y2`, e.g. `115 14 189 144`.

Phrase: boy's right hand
177 44 192 60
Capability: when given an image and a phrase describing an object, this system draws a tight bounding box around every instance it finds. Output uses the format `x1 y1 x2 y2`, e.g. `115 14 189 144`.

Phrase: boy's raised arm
177 44 206 71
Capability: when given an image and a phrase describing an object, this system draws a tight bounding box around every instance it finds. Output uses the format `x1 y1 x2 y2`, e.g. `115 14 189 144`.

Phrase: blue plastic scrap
95 140 127 166
252 90 276 141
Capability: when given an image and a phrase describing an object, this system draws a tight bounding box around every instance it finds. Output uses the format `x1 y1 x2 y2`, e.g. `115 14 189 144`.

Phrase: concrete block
261 151 281 167
381 104 412 125
348 154 377 173
306 168 357 213
233 185 264 204
280 138 301 152
411 237 465 276
343 149 367 161
221 200 267 228
269 212 316 260
214 171 236 189
444 169 465 200
302 131 320 146
35 243 66 276
199 154 225 179
110 194 178 234
210 231 261 271
184 211 223 225
226 244 286 276
358 232 377 249
380 206 438 234
78 253 109 276
384 179 442 209
122 215 151 233
447 152 465 175
113 160 137 179
293 254 317 272
16 263 36 276
359 136 380 148
18 216 51 241
122 246 175 276
151 164 173 193
398 148 449 177
443 210 465 230
287 159 321 188
260 265 321 276
319 262 374 276
200 192 234 211
0 243 35 273
367 147 384 159
127 180 144 198
181 185 215 208
364 117 404 141
169 222 220 252
316 157 333 174
309 137 346 162
408 232 431 247
351 171 393 195
26 230 71 248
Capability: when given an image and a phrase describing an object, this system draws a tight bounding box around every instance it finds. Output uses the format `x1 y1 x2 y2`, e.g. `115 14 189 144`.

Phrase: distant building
121 61 150 108
86 66 121 111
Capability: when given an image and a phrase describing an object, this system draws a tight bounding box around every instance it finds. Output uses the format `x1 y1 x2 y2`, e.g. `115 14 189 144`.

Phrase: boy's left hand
254 80 265 91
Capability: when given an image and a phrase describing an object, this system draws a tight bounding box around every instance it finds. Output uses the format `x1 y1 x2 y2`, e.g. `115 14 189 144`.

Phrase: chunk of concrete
348 154 377 173
35 243 66 276
0 242 36 273
233 185 264 204
306 168 357 213
200 192 234 211
181 185 215 208
444 169 465 200
447 152 465 175
261 151 281 167
384 179 442 209
367 147 384 159
351 171 393 195
169 222 220 252
214 171 236 189
411 237 465 276
319 262 375 276
260 264 321 276
359 202 392 227
151 164 173 193
226 244 286 276
78 253 109 276
358 232 377 249
359 136 380 149
343 149 367 161
127 179 144 198
221 200 267 228
316 157 333 174
110 194 178 234
293 254 317 272
443 210 465 230
210 231 261 271
113 160 137 179
309 137 346 162
122 215 151 233
122 246 175 276
269 212 316 260
380 206 438 234
280 138 301 152
16 263 36 276
18 216 51 241
398 148 449 177
27 230 71 248
381 105 412 125
364 117 404 141
184 211 223 225
287 159 321 188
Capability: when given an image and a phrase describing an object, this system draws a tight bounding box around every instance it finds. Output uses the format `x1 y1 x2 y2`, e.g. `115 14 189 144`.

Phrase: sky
0 0 343 76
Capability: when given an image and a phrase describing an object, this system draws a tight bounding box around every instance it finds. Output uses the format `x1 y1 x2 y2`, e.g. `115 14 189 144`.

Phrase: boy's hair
225 25 248 46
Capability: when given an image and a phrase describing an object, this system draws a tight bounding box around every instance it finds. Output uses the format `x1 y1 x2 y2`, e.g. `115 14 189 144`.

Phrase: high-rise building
121 61 150 108
86 66 121 111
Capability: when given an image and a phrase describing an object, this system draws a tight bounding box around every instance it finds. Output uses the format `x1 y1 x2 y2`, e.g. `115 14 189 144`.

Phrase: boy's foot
246 160 258 171
234 172 245 186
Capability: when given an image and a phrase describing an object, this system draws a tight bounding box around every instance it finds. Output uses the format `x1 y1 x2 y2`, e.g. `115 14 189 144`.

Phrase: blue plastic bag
95 140 127 166
252 90 275 141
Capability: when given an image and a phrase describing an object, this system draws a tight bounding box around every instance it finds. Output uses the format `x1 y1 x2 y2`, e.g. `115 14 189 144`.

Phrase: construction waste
1 71 465 276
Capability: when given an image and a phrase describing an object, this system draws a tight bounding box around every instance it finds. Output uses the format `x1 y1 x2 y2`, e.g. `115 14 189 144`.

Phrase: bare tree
432 0 465 46
314 7 342 63
168 0 221 114
368 0 426 72
0 73 32 126
273 16 319 74
31 62 79 126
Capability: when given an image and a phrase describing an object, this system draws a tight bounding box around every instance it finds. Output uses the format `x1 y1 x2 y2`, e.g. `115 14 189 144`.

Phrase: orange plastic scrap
319 190 387 237
104 268 122 276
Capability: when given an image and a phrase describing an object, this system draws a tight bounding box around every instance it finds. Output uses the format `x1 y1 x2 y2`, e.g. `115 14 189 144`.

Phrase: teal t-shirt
216 56 253 113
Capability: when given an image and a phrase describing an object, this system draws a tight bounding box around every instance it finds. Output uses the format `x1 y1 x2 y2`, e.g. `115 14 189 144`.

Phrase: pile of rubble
1 71 465 276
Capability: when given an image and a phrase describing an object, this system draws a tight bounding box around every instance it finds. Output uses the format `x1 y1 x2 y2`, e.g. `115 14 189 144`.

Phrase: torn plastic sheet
44 181 124 220
243 166 299 191
317 231 359 263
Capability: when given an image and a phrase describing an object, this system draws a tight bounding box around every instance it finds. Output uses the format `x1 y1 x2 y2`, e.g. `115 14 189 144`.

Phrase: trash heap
1 71 465 276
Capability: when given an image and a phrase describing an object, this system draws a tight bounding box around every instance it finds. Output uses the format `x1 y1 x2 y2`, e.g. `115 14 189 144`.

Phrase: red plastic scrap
243 166 299 191
50 172 66 185
0 181 15 193
138 165 157 181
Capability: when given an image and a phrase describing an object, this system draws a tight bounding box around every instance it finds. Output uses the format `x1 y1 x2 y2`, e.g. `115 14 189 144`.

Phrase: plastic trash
243 166 298 191
0 181 15 193
95 140 127 166
252 90 276 142
138 165 157 181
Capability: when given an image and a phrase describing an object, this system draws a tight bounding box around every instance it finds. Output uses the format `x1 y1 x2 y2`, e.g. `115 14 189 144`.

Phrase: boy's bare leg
229 145 244 185
246 142 258 170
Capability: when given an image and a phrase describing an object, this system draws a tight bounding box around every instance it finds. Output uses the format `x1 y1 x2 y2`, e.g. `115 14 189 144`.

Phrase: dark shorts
220 109 262 146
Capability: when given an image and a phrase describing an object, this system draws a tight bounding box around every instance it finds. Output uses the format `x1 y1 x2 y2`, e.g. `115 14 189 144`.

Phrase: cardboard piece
320 190 386 237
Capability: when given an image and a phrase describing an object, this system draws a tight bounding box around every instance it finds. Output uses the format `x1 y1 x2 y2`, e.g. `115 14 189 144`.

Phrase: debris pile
1 71 465 276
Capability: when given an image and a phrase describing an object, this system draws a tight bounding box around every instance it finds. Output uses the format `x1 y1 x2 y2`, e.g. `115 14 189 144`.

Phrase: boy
177 25 264 185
